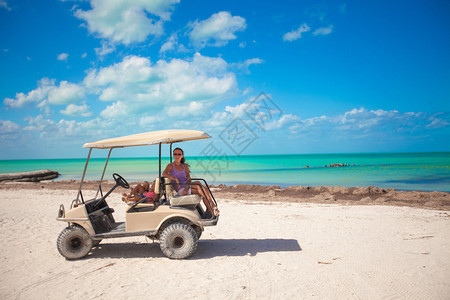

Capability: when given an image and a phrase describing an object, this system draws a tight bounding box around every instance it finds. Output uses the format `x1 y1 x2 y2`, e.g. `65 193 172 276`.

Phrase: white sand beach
0 185 449 299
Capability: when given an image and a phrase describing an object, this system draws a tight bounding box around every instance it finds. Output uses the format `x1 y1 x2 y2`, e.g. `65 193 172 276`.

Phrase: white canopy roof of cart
83 129 211 149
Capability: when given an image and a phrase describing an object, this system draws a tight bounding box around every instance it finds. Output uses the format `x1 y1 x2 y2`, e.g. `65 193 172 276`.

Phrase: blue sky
0 0 449 159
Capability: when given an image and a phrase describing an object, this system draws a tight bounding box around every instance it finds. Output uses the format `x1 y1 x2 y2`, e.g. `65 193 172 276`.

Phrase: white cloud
100 101 129 119
160 34 176 53
337 107 404 129
81 52 87 59
234 58 264 73
36 99 53 117
223 103 252 119
202 103 247 128
313 25 333 36
283 24 310 41
95 41 115 58
189 11 246 48
160 32 182 53
239 41 246 48
84 55 155 97
287 108 450 136
0 120 20 133
159 33 188 54
3 78 56 108
139 114 164 127
165 101 208 117
47 81 85 105
57 53 69 61
242 87 252 96
84 53 237 115
23 114 113 141
60 104 93 117
426 114 449 129
288 115 329 133
75 0 180 45
3 78 85 108
4 53 237 124
23 115 56 132
265 114 301 130
203 101 290 131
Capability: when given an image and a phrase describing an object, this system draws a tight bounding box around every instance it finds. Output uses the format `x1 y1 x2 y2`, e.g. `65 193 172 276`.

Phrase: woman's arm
162 164 178 182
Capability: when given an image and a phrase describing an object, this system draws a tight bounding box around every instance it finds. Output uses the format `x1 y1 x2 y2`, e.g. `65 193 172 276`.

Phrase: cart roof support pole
77 148 92 203
159 142 162 179
159 142 163 200
95 148 113 199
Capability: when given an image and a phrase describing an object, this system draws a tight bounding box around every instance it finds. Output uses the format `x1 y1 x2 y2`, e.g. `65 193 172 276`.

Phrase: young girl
122 180 157 203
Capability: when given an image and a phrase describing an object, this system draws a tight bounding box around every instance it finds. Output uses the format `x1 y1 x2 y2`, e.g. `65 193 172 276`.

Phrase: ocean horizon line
1 151 449 162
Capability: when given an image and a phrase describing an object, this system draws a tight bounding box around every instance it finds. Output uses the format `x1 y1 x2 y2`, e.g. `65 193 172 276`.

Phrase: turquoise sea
1 152 449 192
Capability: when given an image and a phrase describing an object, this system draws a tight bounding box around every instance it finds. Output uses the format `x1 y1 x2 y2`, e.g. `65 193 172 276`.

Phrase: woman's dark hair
173 147 189 166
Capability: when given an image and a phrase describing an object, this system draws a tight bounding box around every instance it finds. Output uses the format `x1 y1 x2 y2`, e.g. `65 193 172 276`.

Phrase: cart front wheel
57 225 93 260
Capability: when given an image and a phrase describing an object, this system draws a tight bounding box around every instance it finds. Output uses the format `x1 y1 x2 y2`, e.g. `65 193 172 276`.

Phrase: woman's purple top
169 163 187 191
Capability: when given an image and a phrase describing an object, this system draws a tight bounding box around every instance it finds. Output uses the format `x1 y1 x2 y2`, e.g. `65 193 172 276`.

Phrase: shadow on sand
87 238 301 259
194 239 302 259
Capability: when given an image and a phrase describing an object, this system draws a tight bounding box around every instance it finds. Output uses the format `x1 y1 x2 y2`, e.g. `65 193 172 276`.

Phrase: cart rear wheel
194 226 202 240
57 225 92 260
159 223 198 259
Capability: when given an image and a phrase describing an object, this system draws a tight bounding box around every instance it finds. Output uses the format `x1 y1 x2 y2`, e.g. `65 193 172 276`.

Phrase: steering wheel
113 173 129 189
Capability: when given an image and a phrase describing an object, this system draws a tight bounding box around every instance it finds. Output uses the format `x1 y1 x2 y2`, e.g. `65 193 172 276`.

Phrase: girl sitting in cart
122 180 158 203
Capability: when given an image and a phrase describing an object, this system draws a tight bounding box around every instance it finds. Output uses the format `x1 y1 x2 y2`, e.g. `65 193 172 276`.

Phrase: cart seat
155 177 201 206
171 194 201 206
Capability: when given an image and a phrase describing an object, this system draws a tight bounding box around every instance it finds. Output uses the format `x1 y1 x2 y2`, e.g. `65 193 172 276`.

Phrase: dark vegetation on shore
1 180 449 211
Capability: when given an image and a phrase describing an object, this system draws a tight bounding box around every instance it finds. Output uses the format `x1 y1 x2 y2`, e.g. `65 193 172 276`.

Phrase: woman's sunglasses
173 153 182 156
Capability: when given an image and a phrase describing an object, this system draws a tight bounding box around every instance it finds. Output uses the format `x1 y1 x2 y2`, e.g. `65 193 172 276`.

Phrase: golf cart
56 129 219 260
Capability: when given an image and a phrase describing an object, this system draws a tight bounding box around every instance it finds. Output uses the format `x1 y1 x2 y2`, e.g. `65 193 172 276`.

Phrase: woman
162 147 219 217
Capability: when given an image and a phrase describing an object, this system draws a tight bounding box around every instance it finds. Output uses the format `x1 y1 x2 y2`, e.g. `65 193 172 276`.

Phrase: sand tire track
7 260 110 299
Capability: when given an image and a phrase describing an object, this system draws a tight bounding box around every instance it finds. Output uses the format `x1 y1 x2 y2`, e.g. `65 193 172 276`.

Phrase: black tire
193 226 202 240
57 225 93 260
159 223 198 259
